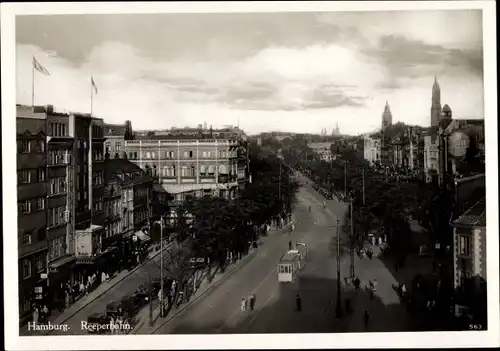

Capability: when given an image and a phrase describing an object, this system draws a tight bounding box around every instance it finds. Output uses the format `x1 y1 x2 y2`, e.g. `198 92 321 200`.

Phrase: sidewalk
21 241 170 335
130 248 258 334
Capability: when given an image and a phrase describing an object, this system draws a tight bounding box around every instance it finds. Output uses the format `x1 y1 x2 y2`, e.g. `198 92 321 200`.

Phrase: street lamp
335 217 342 318
154 215 165 317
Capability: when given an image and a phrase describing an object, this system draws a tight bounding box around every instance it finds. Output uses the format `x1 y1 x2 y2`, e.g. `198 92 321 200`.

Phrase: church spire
431 76 442 127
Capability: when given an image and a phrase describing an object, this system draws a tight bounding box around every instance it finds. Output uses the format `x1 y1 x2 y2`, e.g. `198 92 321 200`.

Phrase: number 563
469 324 483 330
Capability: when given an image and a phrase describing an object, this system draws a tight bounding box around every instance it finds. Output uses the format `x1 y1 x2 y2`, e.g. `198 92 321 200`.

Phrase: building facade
451 197 486 320
307 142 334 162
17 106 49 321
104 120 133 159
124 134 248 203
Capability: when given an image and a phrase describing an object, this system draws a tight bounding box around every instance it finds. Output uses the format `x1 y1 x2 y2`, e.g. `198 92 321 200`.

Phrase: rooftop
452 197 486 227
16 104 103 121
104 123 126 137
104 158 154 185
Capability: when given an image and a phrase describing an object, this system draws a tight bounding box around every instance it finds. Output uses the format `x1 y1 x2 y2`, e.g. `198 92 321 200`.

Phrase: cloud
15 11 484 135
362 35 483 78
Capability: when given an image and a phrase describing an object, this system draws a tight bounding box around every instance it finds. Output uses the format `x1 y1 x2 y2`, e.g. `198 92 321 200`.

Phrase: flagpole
90 76 94 116
32 53 35 109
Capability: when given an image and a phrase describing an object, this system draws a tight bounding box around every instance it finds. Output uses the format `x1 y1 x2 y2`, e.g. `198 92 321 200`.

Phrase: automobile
86 312 109 334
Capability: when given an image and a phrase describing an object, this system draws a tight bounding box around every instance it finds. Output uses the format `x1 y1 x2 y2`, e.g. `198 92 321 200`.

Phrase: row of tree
280 138 436 254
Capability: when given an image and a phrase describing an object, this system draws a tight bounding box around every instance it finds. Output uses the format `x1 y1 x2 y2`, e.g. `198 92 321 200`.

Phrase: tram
277 252 300 283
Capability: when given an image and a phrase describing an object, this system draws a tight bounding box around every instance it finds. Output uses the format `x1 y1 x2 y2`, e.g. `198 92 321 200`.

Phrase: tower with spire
381 100 393 131
431 76 442 127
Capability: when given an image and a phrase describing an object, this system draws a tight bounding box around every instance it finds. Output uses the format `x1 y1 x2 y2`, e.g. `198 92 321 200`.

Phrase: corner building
124 133 248 204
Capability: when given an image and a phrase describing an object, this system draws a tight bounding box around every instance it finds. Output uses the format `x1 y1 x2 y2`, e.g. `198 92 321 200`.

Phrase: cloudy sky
16 10 484 135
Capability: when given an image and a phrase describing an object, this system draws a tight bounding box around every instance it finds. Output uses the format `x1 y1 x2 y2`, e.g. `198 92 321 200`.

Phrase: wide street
45 172 421 335
150 173 418 334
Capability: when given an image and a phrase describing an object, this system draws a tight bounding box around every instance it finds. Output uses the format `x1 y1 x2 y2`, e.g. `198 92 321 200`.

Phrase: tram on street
287 242 308 269
278 252 300 283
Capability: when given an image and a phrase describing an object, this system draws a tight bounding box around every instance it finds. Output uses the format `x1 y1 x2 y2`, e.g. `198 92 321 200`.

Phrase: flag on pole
33 57 50 76
91 76 98 94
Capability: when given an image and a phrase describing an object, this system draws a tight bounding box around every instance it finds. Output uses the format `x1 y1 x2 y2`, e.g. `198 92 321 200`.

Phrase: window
35 140 45 152
35 254 44 272
105 142 111 153
191 165 196 177
189 151 193 158
208 165 215 176
181 165 188 177
19 200 31 214
36 197 45 210
60 178 67 192
184 151 188 158
19 140 30 153
115 142 121 152
459 235 471 257
37 168 45 182
200 165 206 176
48 206 66 227
18 169 31 184
146 152 151 159
23 233 32 245
133 151 138 159
219 164 228 174
49 236 65 260
22 259 32 279
51 123 66 137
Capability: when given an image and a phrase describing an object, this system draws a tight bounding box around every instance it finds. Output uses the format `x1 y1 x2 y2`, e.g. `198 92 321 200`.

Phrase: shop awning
134 230 151 242
49 255 77 269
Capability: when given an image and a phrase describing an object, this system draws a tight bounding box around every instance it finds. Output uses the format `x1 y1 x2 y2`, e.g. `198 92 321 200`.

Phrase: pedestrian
295 294 302 312
109 316 115 335
363 310 369 330
288 240 293 251
354 277 360 291
42 305 49 320
241 297 247 312
64 291 70 310
101 271 107 283
33 306 39 324
401 284 407 297
79 280 85 295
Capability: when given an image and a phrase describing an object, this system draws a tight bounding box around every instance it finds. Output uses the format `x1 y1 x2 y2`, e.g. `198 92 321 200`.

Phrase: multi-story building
423 107 485 186
104 120 133 159
307 142 334 162
104 157 153 238
451 197 486 320
124 131 248 205
359 135 381 164
17 106 49 322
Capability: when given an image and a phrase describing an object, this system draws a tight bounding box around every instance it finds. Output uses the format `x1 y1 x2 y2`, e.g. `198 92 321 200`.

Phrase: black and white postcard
2 1 498 350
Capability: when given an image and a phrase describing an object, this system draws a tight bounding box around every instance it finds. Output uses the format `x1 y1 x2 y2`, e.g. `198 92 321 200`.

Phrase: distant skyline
16 10 484 135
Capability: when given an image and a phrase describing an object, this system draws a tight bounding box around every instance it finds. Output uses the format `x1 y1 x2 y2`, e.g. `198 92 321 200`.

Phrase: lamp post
350 197 355 279
335 217 342 318
159 215 164 317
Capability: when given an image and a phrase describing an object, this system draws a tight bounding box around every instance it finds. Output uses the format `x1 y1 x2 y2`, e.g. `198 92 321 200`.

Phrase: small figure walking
241 297 247 312
288 240 293 251
363 310 370 330
249 293 256 310
295 294 302 312
354 277 360 291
